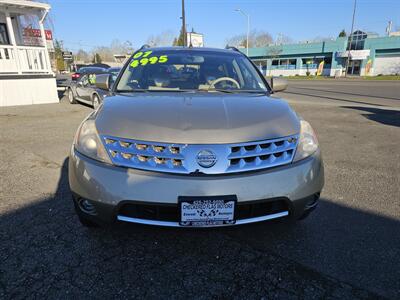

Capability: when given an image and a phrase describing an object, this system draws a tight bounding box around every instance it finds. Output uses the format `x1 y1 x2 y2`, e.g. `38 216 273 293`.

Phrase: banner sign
365 59 373 75
317 61 325 75
186 32 204 47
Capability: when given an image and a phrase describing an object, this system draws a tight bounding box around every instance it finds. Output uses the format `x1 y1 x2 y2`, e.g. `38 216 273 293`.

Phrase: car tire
68 88 77 104
92 94 100 109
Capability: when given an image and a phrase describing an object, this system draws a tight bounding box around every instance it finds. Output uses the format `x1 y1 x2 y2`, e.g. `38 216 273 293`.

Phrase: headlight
293 120 319 162
74 118 111 164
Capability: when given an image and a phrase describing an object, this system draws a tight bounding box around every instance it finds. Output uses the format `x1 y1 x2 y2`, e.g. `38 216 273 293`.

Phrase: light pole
235 8 250 56
344 0 357 77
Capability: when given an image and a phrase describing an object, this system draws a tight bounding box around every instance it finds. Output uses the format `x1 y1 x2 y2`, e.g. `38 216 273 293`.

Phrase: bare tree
226 30 296 48
225 33 247 48
146 31 175 47
75 49 90 62
310 36 334 42
226 30 273 48
275 34 293 45
253 31 273 47
90 39 134 61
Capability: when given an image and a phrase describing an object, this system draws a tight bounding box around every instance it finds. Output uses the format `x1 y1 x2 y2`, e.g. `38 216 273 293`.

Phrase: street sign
62 51 73 60
62 51 72 57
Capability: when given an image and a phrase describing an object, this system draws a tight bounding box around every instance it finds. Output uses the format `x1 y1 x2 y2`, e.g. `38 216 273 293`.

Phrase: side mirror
95 74 111 90
271 77 288 93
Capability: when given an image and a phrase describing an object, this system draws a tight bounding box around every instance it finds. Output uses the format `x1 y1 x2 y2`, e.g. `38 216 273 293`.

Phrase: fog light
78 198 97 215
306 193 320 209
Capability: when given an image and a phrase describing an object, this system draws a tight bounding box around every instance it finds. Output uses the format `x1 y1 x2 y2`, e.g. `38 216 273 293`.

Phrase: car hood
95 93 300 144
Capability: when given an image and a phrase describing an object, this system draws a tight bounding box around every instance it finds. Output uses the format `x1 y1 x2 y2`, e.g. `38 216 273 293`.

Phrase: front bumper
69 148 324 226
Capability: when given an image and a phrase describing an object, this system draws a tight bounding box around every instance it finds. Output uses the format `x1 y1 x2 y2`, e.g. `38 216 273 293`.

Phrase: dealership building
0 0 57 107
247 30 400 77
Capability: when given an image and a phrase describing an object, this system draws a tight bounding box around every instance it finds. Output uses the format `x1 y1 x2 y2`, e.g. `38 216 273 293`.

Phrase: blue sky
45 0 400 51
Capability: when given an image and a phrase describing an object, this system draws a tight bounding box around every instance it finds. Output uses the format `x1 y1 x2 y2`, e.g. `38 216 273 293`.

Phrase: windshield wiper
116 89 193 93
199 88 235 94
204 89 269 94
238 90 269 94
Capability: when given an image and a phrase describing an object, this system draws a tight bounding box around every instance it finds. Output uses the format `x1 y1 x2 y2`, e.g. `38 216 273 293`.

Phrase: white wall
0 77 58 106
373 56 400 75
266 68 333 77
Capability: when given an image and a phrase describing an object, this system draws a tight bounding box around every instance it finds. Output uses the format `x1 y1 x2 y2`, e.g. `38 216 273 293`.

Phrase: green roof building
245 30 400 77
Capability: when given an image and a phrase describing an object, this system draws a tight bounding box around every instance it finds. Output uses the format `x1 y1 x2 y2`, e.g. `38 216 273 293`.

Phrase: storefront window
15 14 44 47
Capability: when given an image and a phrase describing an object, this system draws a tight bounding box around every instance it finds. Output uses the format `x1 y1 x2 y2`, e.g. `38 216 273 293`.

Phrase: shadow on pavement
342 106 400 127
0 158 398 299
292 86 400 101
282 90 388 107
57 90 65 100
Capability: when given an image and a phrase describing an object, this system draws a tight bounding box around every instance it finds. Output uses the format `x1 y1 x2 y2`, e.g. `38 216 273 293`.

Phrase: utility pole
344 0 357 77
181 0 186 47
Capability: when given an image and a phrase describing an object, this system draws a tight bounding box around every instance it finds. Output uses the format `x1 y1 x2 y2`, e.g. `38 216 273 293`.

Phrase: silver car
69 46 324 228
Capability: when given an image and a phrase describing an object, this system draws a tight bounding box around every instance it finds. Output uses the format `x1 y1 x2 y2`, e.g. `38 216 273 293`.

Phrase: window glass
0 23 10 45
79 75 90 86
117 50 268 92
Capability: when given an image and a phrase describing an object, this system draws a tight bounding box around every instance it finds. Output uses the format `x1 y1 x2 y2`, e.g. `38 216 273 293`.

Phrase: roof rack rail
139 44 151 50
225 46 241 52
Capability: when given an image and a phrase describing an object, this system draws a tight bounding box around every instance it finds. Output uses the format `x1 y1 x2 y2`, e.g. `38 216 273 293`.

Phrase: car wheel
92 94 100 109
68 88 77 104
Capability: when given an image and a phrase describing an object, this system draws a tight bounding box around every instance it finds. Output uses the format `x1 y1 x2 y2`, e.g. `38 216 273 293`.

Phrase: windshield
79 67 105 73
108 67 121 74
116 49 268 93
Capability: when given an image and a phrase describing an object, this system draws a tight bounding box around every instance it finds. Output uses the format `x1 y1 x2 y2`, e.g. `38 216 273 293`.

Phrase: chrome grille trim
101 135 299 175
102 135 187 174
117 211 289 227
226 136 298 173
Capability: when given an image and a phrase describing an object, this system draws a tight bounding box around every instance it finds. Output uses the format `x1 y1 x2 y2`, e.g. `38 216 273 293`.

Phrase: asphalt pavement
0 80 399 299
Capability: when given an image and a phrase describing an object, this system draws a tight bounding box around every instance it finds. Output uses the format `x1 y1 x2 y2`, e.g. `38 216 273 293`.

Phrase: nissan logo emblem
196 150 217 168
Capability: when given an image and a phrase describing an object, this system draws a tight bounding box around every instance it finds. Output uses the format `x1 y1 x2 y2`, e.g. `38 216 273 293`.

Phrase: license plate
179 196 236 227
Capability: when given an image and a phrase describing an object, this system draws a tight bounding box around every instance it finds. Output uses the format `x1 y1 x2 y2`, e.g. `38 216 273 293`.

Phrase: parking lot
0 80 399 299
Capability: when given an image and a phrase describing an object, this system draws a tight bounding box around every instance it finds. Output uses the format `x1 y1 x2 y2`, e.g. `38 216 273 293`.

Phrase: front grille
227 136 298 173
118 199 289 222
101 134 298 175
102 136 187 174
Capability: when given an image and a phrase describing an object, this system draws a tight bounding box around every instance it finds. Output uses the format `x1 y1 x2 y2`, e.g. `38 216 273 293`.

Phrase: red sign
23 28 53 40
45 30 52 40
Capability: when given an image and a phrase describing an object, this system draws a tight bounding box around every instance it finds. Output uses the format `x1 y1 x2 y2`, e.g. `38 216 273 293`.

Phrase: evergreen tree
92 53 102 64
338 30 347 38
54 39 65 71
173 29 185 46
